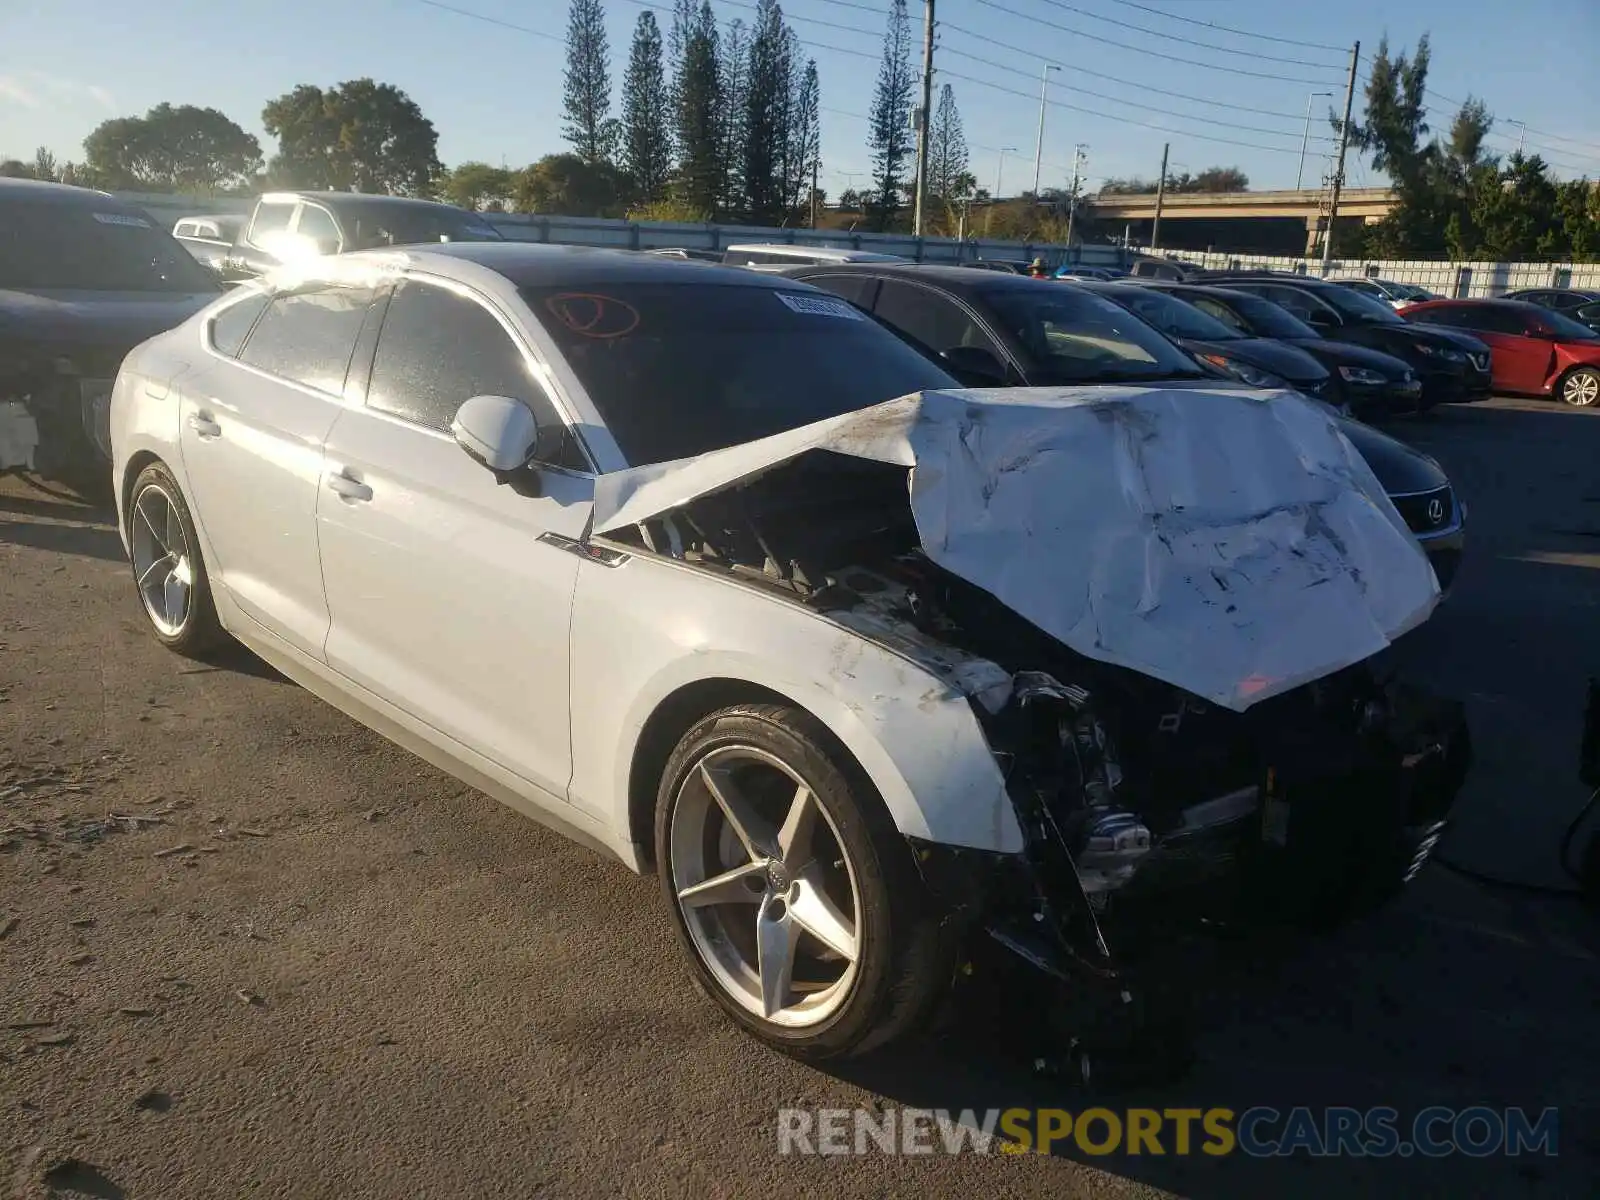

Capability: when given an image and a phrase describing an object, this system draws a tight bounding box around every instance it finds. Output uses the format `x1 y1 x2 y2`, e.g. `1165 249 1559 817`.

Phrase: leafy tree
0 147 62 182
84 103 262 192
868 0 914 229
263 80 440 195
1556 179 1600 262
742 0 794 225
621 12 672 204
927 84 968 201
442 162 514 210
513 153 624 216
0 160 35 179
673 1 723 216
563 0 616 166
1191 166 1248 192
837 187 863 211
719 18 751 217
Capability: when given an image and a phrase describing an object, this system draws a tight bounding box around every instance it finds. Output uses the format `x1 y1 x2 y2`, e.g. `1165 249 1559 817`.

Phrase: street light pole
912 0 936 235
1032 64 1059 199
1321 40 1361 275
989 146 1016 235
1507 119 1527 156
1297 90 1333 191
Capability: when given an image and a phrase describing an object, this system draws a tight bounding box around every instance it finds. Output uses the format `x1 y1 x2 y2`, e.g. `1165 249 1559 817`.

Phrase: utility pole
1507 119 1527 156
1064 143 1087 247
1032 63 1059 199
811 159 820 229
912 0 936 236
1296 90 1333 191
1150 142 1169 251
1321 40 1360 275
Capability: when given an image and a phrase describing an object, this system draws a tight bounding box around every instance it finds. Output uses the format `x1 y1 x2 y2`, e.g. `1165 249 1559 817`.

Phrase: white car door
317 276 593 803
180 282 377 659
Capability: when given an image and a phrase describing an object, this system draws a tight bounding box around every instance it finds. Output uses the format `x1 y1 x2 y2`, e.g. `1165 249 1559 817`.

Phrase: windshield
1097 285 1245 342
982 286 1209 384
338 201 504 250
522 282 959 465
1535 308 1600 341
1319 283 1405 324
0 199 220 293
1218 292 1319 339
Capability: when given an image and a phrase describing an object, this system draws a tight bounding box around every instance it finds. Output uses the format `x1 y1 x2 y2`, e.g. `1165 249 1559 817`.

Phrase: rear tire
1557 366 1599 407
126 462 227 658
655 703 950 1060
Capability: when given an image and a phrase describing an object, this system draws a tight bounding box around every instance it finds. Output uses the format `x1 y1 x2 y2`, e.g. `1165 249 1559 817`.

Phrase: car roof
358 242 822 289
0 177 119 205
260 190 472 214
725 243 903 260
1139 281 1256 303
1405 297 1543 312
786 261 1075 293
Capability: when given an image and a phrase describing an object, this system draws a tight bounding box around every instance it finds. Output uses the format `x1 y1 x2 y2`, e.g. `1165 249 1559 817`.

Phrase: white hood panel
591 387 1439 712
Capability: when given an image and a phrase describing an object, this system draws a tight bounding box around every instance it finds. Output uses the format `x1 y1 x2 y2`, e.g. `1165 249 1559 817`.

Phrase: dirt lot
2 397 1598 1199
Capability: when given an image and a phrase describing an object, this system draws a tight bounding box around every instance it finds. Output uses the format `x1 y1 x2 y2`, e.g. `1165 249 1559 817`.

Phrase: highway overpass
1084 187 1397 256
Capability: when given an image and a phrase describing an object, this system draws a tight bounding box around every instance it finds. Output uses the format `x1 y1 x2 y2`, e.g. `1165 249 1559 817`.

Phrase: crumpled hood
592 386 1440 712
0 288 214 352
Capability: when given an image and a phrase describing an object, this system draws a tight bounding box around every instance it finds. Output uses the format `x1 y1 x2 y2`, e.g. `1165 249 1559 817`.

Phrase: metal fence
121 191 1600 293
1177 251 1600 297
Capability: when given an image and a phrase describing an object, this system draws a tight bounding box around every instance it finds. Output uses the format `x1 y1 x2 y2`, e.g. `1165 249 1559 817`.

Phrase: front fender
567 550 1023 858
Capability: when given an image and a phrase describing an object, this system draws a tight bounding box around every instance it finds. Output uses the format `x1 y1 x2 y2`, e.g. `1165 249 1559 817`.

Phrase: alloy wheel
668 744 862 1028
1561 371 1598 407
129 483 194 637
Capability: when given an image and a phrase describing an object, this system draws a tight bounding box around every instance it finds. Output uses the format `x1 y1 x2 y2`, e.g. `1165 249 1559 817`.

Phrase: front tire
126 462 226 657
655 703 949 1060
1558 366 1599 407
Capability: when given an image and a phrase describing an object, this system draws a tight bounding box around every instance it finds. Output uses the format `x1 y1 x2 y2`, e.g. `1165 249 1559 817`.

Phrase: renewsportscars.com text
777 1105 1559 1158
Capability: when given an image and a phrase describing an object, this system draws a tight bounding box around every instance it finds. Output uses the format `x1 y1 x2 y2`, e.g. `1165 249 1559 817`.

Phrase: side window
1575 303 1600 324
208 290 272 357
800 273 879 310
873 280 1001 359
1548 293 1582 310
367 280 584 468
174 220 195 238
295 204 340 250
1191 297 1247 332
247 201 295 245
1261 286 1321 322
237 284 376 393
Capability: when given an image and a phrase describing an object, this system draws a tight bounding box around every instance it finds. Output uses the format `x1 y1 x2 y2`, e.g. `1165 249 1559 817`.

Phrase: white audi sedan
110 244 1468 1068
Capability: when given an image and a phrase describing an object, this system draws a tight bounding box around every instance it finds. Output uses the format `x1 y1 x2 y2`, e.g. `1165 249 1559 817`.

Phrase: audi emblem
1427 497 1445 525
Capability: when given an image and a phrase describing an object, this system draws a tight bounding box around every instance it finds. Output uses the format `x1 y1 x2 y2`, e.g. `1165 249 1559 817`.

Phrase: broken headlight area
1 348 119 476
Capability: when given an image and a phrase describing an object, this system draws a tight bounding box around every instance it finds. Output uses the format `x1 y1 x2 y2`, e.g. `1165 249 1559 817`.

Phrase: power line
937 65 1308 155
974 0 1344 86
940 21 1338 130
1029 0 1344 69
1101 0 1347 53
941 42 1333 143
412 0 562 42
613 0 881 60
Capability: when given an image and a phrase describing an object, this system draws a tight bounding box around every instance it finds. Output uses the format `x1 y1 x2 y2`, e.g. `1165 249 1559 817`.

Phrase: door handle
326 471 373 502
188 413 221 439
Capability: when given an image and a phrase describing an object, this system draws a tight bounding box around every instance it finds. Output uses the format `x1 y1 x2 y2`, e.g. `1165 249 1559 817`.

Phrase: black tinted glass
981 286 1207 383
1216 292 1319 339
368 280 568 442
521 281 957 466
239 284 376 394
1101 286 1243 341
0 199 220 293
874 281 1000 358
340 203 503 250
209 290 270 357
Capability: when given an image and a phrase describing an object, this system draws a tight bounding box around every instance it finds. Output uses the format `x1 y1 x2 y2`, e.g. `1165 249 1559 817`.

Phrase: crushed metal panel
592 386 1439 712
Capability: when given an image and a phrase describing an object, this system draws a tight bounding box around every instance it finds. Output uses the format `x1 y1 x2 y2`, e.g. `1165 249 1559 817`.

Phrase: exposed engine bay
609 448 1471 1077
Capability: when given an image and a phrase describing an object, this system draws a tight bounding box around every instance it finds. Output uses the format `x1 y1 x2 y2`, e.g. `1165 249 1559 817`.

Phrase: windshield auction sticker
775 292 864 320
92 212 152 228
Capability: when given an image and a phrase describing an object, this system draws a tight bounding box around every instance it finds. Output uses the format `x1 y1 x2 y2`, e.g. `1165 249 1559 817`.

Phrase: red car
1402 298 1600 406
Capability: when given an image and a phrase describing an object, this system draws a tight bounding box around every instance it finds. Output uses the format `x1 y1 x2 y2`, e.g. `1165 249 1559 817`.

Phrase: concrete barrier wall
119 191 1600 293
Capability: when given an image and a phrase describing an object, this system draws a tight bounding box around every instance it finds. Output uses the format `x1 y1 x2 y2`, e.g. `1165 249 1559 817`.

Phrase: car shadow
0 482 125 563
818 398 1600 1196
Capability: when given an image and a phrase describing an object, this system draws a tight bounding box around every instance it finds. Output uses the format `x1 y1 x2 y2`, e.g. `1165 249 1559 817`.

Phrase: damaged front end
0 344 121 484
607 440 1469 1079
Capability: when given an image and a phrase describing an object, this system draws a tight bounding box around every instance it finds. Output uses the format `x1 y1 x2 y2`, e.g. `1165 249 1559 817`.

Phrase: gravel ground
2 396 1597 1199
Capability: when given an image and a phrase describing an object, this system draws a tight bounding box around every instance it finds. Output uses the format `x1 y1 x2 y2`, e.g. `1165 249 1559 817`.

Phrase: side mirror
939 344 1008 386
451 395 550 477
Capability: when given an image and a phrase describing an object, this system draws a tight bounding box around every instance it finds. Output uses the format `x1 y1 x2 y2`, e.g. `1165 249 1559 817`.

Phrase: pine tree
742 0 793 225
719 19 751 218
673 0 723 216
868 0 914 228
783 57 820 218
927 84 968 200
621 12 672 203
562 0 614 165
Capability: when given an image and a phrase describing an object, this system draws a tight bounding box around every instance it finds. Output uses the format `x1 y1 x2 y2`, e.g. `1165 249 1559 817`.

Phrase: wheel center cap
765 861 791 893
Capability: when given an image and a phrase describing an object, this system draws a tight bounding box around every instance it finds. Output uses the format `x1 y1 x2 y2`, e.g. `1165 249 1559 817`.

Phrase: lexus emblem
1427 497 1445 525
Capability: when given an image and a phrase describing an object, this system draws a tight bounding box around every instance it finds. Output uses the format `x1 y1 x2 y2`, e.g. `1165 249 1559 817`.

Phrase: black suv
1202 274 1492 409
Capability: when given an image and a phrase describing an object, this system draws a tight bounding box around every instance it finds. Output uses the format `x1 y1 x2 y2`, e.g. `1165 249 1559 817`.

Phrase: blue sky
2 0 1597 196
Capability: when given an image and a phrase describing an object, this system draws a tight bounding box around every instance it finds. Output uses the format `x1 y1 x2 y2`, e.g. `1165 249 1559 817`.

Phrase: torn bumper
1 357 116 475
